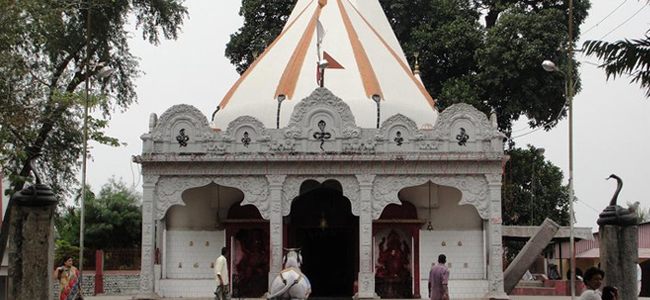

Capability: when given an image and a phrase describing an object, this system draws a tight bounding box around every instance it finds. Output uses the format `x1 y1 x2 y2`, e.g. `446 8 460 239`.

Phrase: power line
581 59 638 77
577 199 601 214
600 2 649 39
582 0 628 37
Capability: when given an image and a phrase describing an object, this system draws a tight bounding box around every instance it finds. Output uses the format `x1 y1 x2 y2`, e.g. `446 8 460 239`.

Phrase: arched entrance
286 180 358 298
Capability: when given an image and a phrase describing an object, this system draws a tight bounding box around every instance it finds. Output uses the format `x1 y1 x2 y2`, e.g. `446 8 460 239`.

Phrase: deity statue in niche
377 230 411 279
375 229 412 298
233 228 269 297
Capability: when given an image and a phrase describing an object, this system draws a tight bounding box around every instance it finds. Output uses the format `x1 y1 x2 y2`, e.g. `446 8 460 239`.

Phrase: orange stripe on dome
337 0 383 100
274 4 324 100
218 0 316 109
345 0 435 108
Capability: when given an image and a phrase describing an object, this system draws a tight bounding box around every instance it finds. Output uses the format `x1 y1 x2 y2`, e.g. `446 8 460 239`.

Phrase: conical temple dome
212 0 438 129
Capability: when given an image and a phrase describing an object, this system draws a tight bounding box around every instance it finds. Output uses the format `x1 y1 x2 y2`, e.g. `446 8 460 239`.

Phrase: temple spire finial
413 51 420 75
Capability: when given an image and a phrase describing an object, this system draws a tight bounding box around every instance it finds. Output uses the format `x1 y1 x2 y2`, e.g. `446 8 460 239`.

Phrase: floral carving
343 138 376 153
269 139 296 152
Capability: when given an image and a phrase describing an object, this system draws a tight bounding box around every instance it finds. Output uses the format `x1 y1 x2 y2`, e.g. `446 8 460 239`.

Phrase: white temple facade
136 0 509 299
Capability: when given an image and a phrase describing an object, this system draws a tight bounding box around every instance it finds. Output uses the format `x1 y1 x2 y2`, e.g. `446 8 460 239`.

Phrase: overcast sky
86 1 650 231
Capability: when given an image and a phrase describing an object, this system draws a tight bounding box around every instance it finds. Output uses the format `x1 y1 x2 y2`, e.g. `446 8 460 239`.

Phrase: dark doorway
287 181 358 298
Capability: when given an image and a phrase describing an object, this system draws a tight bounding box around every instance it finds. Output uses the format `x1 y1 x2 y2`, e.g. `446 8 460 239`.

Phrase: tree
55 178 142 250
583 32 650 97
225 0 591 133
0 0 188 195
502 146 571 226
502 146 571 261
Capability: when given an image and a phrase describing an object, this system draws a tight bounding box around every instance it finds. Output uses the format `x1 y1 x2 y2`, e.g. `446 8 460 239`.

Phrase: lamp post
543 3 575 298
80 9 112 293
542 57 576 299
531 148 545 225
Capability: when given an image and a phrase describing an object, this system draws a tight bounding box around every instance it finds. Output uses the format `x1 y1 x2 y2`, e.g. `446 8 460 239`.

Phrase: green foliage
225 0 295 74
55 178 142 250
502 146 571 227
225 0 591 133
54 239 80 269
0 0 188 196
502 146 571 262
583 33 650 97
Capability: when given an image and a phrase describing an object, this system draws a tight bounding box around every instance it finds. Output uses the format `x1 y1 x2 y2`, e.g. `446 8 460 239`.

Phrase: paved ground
84 296 650 300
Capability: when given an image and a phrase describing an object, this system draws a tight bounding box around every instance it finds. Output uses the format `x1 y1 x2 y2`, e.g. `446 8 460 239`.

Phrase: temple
135 0 508 299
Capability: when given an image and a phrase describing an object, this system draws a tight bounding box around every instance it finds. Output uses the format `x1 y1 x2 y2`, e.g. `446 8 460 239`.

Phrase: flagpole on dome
316 18 327 88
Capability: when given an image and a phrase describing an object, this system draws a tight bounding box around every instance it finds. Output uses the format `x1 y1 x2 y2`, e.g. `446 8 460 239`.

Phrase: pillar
484 174 508 300
8 201 56 300
356 174 376 299
266 175 286 288
600 225 638 300
135 175 160 299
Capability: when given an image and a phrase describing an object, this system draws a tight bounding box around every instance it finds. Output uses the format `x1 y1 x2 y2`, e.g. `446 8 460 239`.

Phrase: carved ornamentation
151 104 214 142
394 131 403 146
241 132 251 147
155 176 270 219
176 128 190 147
269 139 296 152
358 272 375 294
282 176 360 216
356 174 376 186
485 173 502 185
375 113 421 141
313 120 332 151
286 88 360 138
372 175 489 219
342 138 376 153
418 141 439 150
149 113 158 132
432 103 505 141
207 143 228 154
456 127 469 146
266 175 287 186
223 115 271 143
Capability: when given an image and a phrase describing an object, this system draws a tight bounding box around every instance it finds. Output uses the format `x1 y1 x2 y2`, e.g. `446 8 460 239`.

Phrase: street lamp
80 9 112 293
542 58 576 299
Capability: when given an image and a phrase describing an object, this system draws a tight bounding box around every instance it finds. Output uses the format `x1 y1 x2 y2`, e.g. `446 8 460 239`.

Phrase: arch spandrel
156 176 270 220
372 175 489 219
282 176 360 216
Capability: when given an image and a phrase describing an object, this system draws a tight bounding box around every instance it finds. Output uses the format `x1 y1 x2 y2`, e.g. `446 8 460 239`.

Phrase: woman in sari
53 255 82 300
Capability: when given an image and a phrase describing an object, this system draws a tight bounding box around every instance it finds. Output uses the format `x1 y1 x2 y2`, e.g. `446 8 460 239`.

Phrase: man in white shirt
214 247 229 300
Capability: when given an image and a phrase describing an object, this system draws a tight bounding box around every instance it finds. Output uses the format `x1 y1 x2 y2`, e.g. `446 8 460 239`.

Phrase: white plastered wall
405 184 488 299
157 184 234 297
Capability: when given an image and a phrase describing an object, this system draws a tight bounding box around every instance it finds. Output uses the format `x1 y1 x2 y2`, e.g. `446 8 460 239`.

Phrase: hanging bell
11 183 58 207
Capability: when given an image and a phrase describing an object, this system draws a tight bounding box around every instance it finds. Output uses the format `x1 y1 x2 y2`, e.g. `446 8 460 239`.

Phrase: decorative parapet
141 88 505 156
